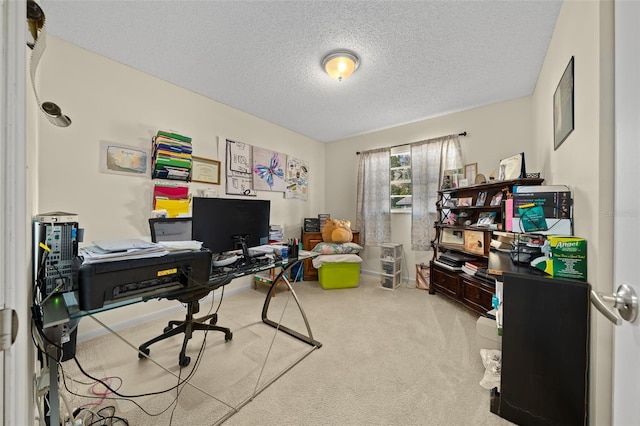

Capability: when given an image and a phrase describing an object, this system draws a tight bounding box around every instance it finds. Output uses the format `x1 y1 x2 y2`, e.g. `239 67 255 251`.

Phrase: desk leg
261 258 322 348
44 326 62 426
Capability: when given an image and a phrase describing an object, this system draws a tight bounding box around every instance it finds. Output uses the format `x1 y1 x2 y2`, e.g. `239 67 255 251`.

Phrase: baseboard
77 282 253 342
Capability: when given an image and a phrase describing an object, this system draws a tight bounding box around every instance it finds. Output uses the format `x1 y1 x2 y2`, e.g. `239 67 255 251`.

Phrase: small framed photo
442 168 464 189
458 178 469 187
191 156 221 185
458 197 473 207
444 198 458 208
490 192 504 207
477 211 497 226
443 211 458 225
441 228 464 245
498 152 525 180
464 163 478 183
476 191 488 207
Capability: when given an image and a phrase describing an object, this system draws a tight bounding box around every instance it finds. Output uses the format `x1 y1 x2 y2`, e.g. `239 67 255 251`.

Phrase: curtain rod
356 131 467 155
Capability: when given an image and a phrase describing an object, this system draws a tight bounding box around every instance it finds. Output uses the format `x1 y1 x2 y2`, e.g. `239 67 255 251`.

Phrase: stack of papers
80 239 169 264
157 240 203 251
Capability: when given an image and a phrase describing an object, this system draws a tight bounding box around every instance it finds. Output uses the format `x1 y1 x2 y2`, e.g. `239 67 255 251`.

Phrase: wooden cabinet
301 231 360 281
429 178 544 314
429 261 494 315
460 274 494 314
430 263 460 299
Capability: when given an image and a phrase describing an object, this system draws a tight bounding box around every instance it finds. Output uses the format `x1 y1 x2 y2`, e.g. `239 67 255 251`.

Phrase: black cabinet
491 272 590 425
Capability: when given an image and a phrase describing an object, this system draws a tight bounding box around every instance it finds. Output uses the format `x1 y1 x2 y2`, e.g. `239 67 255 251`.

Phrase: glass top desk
43 251 321 347
40 251 321 425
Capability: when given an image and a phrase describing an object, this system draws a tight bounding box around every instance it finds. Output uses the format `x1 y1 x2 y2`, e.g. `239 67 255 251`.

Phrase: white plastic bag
479 349 502 391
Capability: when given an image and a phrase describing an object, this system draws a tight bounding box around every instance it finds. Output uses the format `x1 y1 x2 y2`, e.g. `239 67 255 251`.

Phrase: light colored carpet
60 274 513 425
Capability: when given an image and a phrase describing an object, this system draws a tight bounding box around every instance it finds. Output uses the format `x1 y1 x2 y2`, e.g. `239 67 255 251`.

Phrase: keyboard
210 255 276 277
212 253 239 268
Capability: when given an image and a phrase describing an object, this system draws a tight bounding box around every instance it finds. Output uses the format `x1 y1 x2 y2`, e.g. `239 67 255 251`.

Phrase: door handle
590 284 638 326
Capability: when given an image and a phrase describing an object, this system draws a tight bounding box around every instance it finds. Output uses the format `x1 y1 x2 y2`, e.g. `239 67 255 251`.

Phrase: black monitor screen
192 197 271 255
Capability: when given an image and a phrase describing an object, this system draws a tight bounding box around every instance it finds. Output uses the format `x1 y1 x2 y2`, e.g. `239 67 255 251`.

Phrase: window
390 146 411 211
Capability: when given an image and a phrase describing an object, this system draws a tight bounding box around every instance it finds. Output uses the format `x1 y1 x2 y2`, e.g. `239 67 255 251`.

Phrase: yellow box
318 262 360 289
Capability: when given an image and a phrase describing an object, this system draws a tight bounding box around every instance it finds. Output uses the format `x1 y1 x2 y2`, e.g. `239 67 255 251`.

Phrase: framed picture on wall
554 56 575 150
99 140 150 177
191 156 221 185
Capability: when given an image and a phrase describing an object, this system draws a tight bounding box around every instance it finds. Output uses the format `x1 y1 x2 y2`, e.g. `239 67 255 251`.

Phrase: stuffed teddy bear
321 218 353 244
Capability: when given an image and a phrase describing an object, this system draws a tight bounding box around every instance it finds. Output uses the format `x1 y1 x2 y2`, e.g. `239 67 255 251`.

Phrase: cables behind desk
32 271 232 425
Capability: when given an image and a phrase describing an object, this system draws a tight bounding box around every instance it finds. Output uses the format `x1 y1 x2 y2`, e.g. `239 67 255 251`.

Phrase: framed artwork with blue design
252 147 287 192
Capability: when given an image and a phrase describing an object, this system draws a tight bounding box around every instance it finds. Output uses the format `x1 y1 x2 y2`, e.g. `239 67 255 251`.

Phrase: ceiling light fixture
322 50 359 82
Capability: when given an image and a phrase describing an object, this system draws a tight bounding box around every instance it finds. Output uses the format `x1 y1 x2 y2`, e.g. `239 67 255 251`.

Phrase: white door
613 1 640 424
1 0 30 424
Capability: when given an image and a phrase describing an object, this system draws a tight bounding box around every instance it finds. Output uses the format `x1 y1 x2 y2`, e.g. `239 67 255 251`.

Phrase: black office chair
138 217 233 367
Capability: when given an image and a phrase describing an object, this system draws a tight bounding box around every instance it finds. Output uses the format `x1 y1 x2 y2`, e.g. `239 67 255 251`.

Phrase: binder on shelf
152 130 193 181
156 130 192 143
153 183 189 218
509 185 573 236
512 185 572 219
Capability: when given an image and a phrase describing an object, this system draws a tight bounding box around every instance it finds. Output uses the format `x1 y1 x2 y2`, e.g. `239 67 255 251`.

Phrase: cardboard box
532 236 587 281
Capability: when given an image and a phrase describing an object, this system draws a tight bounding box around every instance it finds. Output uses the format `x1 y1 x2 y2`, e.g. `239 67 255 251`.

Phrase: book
152 132 193 183
461 265 477 276
464 260 487 271
517 205 548 232
513 191 572 219
504 198 514 231
157 130 192 143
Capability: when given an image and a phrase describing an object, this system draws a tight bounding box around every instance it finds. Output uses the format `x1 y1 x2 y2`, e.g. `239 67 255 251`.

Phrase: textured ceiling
41 0 562 143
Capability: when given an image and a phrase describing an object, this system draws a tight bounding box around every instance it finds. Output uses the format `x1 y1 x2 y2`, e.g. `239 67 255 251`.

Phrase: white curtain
411 135 463 251
356 148 391 246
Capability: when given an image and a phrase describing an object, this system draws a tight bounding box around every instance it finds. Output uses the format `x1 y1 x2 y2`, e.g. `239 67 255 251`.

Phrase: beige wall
33 36 325 337
324 97 533 277
530 1 614 424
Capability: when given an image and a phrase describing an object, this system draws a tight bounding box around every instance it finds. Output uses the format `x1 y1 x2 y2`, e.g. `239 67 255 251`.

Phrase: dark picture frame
554 56 574 150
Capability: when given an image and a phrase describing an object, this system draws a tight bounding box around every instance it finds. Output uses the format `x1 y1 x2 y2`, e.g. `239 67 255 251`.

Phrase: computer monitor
191 197 271 258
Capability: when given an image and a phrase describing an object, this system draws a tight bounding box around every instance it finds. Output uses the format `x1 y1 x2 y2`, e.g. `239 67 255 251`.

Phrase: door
613 2 640 424
1 0 30 423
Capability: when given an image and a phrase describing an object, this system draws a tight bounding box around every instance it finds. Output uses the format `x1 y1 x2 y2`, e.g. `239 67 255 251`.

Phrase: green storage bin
318 262 360 289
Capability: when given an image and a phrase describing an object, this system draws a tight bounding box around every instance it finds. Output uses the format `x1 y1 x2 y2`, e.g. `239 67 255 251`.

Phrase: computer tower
33 212 81 296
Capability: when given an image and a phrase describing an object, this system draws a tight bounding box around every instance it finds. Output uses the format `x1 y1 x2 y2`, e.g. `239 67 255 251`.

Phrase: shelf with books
430 177 544 315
